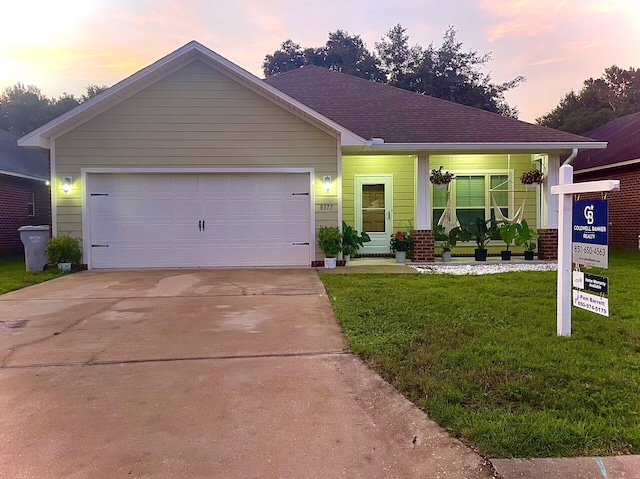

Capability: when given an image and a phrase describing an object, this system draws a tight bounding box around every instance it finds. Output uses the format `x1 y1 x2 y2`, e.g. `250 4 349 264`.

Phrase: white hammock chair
490 192 526 224
437 193 460 234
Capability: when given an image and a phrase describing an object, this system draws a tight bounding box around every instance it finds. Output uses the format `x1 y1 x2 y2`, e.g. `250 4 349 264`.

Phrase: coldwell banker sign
572 199 609 268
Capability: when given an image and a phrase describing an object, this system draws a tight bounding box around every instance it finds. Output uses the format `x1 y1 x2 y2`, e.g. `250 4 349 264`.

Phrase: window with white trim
27 192 35 216
432 172 512 233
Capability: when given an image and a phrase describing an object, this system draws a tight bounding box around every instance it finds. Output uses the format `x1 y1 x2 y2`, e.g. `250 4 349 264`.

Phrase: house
572 111 640 248
18 41 606 269
0 129 50 254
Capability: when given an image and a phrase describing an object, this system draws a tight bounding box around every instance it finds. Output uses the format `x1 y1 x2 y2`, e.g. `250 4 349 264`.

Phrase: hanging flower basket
521 169 543 187
430 166 455 187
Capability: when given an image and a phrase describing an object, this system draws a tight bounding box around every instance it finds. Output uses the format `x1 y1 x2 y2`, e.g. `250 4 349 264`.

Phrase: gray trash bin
18 225 50 272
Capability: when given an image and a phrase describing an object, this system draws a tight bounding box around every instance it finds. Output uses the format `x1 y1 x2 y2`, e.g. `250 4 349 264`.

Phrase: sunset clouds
1 0 638 121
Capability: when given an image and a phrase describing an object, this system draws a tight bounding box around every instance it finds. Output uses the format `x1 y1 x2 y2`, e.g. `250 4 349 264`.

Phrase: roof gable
0 129 49 180
265 66 600 146
573 111 640 171
19 42 365 149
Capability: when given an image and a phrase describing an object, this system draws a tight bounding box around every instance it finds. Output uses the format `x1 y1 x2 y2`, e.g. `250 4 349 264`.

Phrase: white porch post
540 154 560 229
416 154 431 230
556 165 573 336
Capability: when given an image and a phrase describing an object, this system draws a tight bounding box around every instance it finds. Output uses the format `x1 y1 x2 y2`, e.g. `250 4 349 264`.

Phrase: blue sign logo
573 199 608 245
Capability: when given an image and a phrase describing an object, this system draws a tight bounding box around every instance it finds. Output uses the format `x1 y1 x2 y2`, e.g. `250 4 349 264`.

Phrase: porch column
415 154 431 230
412 154 435 262
539 154 560 260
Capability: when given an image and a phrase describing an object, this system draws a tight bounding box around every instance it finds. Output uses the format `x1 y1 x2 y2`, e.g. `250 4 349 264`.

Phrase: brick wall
538 229 558 260
411 229 435 262
576 165 640 248
0 175 51 254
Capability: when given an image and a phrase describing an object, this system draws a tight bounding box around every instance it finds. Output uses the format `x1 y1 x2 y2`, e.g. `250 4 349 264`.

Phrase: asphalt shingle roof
0 129 49 179
264 66 596 145
572 111 640 170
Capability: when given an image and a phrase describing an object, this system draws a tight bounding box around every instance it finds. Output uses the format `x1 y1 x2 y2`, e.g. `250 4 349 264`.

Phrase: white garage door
87 173 311 268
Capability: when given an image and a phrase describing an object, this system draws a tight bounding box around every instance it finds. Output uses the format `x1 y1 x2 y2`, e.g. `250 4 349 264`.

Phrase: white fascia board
0 169 48 181
575 157 640 174
343 141 608 154
19 40 367 149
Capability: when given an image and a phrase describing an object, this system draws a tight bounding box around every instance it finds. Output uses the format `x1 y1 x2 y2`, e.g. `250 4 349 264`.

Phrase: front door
355 175 393 254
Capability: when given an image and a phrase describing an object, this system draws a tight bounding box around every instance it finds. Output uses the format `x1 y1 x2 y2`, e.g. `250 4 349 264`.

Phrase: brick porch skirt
411 230 435 262
538 229 558 260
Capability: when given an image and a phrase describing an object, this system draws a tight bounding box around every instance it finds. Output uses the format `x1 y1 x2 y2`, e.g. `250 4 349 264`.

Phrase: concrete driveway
0 269 493 478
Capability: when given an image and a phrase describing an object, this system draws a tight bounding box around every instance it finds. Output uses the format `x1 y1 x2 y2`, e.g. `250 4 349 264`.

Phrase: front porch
341 152 563 262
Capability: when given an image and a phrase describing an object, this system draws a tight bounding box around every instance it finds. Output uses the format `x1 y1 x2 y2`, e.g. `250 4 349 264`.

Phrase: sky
1 0 639 123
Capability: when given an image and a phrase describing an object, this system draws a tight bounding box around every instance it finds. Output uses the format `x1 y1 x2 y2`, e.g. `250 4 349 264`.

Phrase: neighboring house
0 129 50 254
18 41 605 269
573 111 640 248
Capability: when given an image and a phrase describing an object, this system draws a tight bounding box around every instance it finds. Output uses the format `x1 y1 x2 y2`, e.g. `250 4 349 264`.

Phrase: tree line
0 83 108 137
263 25 525 118
536 65 640 134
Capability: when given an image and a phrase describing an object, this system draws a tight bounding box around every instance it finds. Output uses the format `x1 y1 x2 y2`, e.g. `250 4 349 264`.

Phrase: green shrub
318 226 342 258
45 235 82 264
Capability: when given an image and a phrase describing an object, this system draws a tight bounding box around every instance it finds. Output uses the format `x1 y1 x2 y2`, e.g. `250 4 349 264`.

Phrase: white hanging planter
435 183 448 190
525 182 540 189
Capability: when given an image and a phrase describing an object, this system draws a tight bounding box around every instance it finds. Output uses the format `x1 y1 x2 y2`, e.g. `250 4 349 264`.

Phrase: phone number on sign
573 244 607 256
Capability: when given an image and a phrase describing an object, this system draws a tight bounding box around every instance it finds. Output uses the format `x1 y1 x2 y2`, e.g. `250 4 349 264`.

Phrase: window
432 171 512 235
27 192 35 216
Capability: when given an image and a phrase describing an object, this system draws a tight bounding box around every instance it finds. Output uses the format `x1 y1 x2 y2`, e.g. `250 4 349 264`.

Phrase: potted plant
44 235 82 271
318 226 342 268
521 169 543 189
465 218 496 261
390 231 412 263
341 221 371 261
499 222 517 260
435 224 460 262
514 220 539 260
429 166 455 190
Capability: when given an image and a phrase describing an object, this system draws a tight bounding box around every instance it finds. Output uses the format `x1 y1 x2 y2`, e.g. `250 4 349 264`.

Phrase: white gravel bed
411 262 558 275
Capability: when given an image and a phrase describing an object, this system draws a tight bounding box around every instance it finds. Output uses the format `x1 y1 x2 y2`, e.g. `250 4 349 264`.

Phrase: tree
0 83 109 136
322 30 385 82
405 27 524 117
262 40 306 77
263 31 385 82
263 25 524 117
375 24 422 89
537 66 640 134
0 83 52 136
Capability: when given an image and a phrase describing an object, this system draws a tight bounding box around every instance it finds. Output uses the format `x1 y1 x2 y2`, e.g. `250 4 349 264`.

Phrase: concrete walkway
0 269 493 478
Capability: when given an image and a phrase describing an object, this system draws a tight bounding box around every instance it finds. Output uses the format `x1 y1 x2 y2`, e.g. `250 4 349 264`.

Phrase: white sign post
550 164 619 337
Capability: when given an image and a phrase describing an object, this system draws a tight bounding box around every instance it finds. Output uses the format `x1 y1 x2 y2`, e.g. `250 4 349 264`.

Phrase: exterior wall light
61 176 72 193
323 175 332 193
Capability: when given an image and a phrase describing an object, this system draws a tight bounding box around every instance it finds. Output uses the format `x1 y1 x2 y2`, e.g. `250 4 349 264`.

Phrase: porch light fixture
323 175 332 193
61 176 72 193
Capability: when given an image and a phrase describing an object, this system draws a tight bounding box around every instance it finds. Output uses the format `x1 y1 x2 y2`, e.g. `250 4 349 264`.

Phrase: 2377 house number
319 204 334 211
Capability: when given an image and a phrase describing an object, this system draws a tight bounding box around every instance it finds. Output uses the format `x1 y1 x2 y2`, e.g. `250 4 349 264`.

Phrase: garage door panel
88 173 311 268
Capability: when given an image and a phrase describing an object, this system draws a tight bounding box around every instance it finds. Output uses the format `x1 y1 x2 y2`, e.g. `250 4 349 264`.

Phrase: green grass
0 254 64 295
320 248 640 458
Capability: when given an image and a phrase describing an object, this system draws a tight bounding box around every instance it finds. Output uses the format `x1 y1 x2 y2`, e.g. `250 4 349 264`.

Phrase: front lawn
320 249 640 458
0 255 64 295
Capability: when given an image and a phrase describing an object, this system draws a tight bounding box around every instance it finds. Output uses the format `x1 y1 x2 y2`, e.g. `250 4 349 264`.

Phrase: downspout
562 148 578 166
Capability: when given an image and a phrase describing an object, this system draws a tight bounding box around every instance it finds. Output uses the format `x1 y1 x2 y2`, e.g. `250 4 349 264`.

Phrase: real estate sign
572 199 609 268
572 290 609 317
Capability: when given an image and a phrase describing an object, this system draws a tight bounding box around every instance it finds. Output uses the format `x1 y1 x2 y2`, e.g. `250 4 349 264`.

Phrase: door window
361 184 385 233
